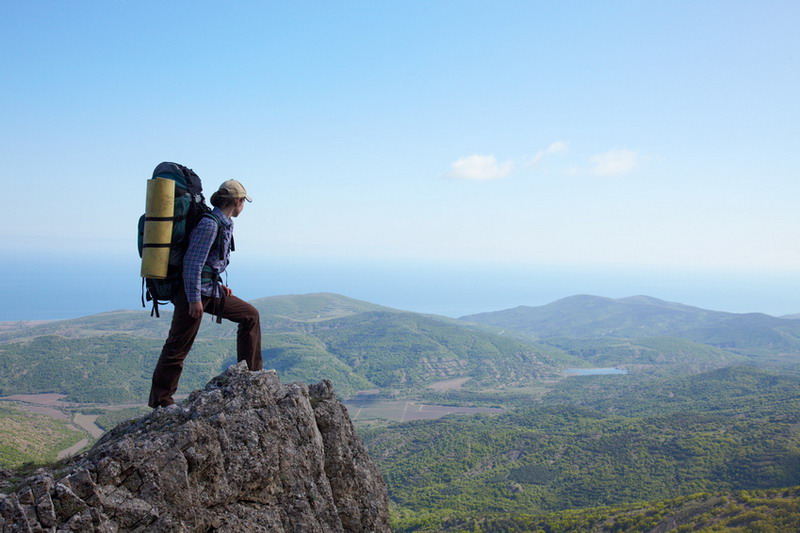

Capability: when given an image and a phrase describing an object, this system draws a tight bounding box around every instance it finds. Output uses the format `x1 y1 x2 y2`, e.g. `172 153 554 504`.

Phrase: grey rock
16 488 34 506
34 492 57 528
29 475 54 501
0 494 32 533
1 363 390 532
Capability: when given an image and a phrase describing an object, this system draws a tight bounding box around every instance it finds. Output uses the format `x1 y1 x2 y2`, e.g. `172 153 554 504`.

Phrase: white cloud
446 154 514 181
545 141 569 155
530 141 569 165
590 149 639 176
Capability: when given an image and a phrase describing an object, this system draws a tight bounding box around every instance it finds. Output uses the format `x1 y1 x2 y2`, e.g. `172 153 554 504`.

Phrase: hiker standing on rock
148 179 263 409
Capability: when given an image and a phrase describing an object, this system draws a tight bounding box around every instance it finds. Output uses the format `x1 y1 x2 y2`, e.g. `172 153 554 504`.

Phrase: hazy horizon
7 253 800 322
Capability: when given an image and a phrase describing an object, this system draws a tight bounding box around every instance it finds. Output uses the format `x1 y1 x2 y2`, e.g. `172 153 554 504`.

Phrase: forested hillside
541 336 746 375
462 295 800 357
0 294 578 402
399 487 800 532
361 365 800 531
0 334 234 402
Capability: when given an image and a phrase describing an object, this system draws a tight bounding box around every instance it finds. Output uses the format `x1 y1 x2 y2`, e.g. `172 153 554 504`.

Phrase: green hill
460 295 722 338
461 294 800 358
303 311 579 389
0 294 581 403
0 334 235 402
215 311 582 396
544 365 800 418
251 292 395 323
398 486 800 532
0 293 394 342
3 293 798 405
543 335 747 374
0 310 172 341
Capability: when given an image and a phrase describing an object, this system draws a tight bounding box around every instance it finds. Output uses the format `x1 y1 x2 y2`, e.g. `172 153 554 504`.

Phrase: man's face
232 198 246 217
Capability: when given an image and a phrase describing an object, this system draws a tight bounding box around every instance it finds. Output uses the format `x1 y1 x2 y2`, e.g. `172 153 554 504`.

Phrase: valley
2 292 800 531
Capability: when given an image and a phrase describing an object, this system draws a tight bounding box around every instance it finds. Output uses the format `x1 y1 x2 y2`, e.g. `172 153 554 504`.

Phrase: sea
5 253 800 321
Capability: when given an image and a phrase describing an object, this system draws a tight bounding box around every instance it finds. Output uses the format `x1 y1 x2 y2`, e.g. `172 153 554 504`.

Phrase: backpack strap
142 278 162 318
140 211 187 253
200 212 228 324
201 265 224 324
202 212 227 261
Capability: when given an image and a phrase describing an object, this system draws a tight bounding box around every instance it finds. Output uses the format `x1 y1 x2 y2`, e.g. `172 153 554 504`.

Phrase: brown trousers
148 286 262 408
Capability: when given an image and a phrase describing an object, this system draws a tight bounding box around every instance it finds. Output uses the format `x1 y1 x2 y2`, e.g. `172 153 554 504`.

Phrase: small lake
565 368 629 376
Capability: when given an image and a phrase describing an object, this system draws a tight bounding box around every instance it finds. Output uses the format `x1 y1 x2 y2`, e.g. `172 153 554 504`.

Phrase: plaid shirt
183 207 233 302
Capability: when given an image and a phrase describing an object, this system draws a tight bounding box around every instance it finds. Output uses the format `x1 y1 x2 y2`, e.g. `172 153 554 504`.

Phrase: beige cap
211 179 252 203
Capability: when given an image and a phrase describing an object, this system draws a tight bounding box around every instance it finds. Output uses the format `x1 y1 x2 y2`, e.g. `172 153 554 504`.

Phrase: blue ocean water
5 254 800 321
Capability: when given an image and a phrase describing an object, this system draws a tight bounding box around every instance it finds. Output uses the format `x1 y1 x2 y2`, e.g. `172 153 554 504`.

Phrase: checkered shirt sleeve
183 217 218 302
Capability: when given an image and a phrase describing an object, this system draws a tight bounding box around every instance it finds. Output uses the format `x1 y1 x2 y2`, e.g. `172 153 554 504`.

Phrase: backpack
138 162 214 317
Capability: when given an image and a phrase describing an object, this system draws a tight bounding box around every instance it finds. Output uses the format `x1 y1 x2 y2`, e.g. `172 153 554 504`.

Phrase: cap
211 179 252 203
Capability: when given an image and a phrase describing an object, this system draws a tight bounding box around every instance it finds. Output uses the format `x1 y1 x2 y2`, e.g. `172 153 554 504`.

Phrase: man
148 179 263 409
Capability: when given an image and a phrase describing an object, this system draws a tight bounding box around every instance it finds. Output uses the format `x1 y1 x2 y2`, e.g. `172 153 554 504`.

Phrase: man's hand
222 285 233 297
188 301 204 319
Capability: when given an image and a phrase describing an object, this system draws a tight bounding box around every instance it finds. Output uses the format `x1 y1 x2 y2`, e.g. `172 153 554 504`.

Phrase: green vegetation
543 365 800 418
262 332 374 397
363 406 800 518
543 336 746 374
0 293 391 342
413 387 550 409
462 294 800 358
0 295 584 404
94 407 150 431
0 403 84 469
460 295 728 339
4 292 800 531
3 293 798 408
251 292 393 323
0 310 172 341
395 487 800 532
0 334 235 402
306 311 580 390
358 365 800 530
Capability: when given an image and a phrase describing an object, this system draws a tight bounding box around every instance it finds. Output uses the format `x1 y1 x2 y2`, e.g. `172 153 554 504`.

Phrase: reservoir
565 368 628 376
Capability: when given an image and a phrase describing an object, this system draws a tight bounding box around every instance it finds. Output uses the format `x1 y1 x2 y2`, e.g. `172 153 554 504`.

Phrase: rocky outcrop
0 363 390 532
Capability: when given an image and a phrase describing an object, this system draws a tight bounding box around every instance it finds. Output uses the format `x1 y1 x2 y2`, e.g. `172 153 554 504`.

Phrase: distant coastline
7 255 800 321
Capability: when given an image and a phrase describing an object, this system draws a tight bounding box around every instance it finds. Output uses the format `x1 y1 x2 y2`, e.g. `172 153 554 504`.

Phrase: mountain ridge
2 292 798 405
460 294 800 356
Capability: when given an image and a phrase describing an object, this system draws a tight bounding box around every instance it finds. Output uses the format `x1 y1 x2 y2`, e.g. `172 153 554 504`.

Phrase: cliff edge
0 362 390 532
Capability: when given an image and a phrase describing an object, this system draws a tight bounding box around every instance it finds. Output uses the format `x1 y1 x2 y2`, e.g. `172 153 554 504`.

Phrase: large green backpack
137 162 214 317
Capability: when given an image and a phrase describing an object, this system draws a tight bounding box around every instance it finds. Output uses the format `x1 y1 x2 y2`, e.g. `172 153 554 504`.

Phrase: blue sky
2 1 799 318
